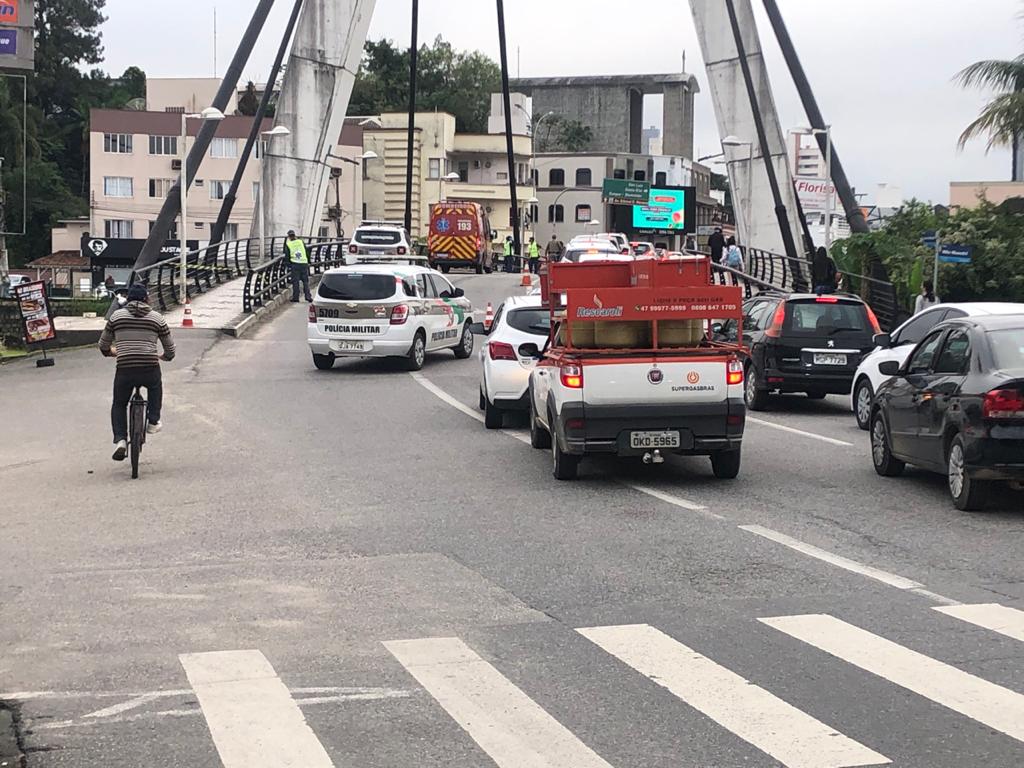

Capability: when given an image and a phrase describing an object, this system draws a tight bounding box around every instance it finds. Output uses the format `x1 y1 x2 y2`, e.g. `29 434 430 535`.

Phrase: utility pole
404 0 419 236
496 0 521 260
0 156 8 281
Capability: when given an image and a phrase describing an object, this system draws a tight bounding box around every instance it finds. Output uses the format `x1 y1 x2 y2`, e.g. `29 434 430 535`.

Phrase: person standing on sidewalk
503 236 515 273
527 237 541 274
545 233 564 263
708 227 726 264
99 283 175 461
284 230 312 303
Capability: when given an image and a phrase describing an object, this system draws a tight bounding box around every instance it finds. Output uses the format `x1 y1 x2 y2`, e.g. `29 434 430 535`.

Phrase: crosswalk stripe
934 603 1024 643
384 637 613 768
179 650 335 768
578 624 889 768
761 614 1024 744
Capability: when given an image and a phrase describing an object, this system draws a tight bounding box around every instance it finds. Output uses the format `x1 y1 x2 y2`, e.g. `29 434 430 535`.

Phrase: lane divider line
747 417 854 447
624 483 718 517
411 372 485 424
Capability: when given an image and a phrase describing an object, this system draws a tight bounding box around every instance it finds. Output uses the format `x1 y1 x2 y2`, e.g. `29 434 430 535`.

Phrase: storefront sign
794 178 839 211
0 0 18 23
0 28 14 54
0 0 34 72
14 280 56 345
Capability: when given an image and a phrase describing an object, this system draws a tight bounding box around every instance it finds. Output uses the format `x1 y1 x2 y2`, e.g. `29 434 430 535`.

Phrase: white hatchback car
851 301 1024 429
308 264 474 371
347 222 426 265
472 295 551 429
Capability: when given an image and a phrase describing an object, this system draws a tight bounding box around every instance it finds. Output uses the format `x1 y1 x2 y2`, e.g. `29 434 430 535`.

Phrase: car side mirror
453 287 465 298
469 322 488 335
873 333 892 349
711 322 724 335
518 342 542 359
439 291 452 300
878 361 902 377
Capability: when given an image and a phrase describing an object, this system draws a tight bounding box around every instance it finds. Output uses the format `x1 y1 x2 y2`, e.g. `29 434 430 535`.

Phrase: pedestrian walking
708 227 726 264
811 246 838 294
724 237 745 272
503 236 515 273
284 230 313 303
914 279 940 315
545 233 564 263
0 273 10 299
527 237 541 274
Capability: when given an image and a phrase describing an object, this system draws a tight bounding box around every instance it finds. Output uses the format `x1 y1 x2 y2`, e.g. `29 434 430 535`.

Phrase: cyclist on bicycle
99 283 176 461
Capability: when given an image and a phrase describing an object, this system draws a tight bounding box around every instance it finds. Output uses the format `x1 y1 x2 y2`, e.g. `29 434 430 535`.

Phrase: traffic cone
520 256 531 287
484 302 495 330
182 298 194 328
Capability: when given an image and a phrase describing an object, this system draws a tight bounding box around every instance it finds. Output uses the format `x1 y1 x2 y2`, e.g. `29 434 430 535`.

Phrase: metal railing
242 239 348 313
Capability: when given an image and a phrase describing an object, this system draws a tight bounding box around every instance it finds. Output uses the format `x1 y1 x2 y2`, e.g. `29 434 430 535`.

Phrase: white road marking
740 524 930 592
747 417 854 447
934 603 1024 643
83 693 160 719
624 483 721 518
578 624 889 768
385 637 614 768
179 650 335 768
762 614 1024 744
411 372 485 424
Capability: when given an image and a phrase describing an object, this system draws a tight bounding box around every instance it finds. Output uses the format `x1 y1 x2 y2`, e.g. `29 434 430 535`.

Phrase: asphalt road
2 272 1023 768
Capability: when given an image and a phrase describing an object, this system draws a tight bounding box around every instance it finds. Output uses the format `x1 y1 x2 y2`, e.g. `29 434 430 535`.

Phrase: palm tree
956 55 1024 180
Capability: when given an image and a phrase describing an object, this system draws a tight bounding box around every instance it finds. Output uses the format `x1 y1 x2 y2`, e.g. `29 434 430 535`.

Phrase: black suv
716 292 882 410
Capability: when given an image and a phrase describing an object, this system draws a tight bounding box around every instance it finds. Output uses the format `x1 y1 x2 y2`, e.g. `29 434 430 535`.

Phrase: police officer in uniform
284 230 313 303
527 237 541 274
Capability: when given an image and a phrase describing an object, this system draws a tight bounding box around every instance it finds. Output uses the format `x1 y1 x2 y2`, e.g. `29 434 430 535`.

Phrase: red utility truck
520 255 747 480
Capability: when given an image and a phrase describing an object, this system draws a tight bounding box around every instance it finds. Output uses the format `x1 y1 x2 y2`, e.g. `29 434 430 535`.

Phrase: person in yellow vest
283 230 312 303
502 236 514 273
527 237 541 274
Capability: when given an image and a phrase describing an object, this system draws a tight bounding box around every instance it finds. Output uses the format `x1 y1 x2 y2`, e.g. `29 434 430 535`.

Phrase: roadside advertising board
13 280 55 345
794 177 839 211
632 186 697 235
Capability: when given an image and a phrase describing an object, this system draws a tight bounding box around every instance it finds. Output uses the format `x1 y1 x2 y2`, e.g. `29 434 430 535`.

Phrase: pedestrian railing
242 239 348 313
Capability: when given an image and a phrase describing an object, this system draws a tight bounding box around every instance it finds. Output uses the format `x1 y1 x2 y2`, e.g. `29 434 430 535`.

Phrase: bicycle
127 386 148 479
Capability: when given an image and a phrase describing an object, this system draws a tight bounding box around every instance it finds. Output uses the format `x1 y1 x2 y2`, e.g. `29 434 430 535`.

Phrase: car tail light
727 358 744 386
765 302 787 338
348 244 358 254
865 305 883 335
815 296 839 303
488 341 517 361
983 388 1024 420
308 304 317 323
560 363 583 389
397 246 407 255
390 304 409 325
566 418 585 430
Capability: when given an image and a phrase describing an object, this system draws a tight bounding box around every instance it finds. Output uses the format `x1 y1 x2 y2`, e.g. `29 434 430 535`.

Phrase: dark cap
287 230 296 237
127 283 149 302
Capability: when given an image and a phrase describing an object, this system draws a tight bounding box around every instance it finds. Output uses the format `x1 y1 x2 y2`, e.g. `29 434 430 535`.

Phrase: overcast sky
98 0 1021 203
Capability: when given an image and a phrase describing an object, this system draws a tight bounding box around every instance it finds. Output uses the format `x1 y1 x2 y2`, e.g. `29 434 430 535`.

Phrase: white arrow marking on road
934 603 1024 643
180 650 336 768
746 417 854 447
762 614 1024 744
579 624 889 768
385 637 614 768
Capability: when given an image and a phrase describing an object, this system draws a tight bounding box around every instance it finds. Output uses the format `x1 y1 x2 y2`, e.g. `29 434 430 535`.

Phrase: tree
557 119 594 152
238 82 260 117
956 54 1024 178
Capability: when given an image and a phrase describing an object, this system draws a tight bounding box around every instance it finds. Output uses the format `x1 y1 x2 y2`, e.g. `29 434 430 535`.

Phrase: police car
308 264 474 370
347 221 423 264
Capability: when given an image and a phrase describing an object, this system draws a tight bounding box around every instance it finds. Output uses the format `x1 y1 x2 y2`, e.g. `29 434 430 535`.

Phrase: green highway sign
602 178 651 205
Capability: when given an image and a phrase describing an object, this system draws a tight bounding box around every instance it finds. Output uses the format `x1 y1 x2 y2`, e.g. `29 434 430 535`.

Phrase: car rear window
988 328 1024 369
507 308 551 336
318 273 396 301
355 229 402 245
784 299 869 334
564 247 618 263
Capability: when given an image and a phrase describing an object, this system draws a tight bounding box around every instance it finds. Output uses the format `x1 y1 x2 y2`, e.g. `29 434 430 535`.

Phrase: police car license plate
630 431 681 449
813 353 847 366
335 340 370 352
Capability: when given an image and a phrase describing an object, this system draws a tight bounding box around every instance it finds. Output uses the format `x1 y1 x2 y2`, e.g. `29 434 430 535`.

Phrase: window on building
457 161 469 183
224 223 239 241
428 158 441 180
148 135 178 156
104 133 133 154
496 171 508 182
548 204 564 223
252 181 261 202
575 204 592 223
655 171 667 186
518 163 528 185
531 168 539 186
148 178 173 198
613 169 626 180
210 138 238 159
575 168 592 186
149 220 179 240
529 204 539 226
195 221 205 230
549 168 565 187
255 140 269 159
105 219 133 238
209 180 231 200
103 176 134 197
634 170 646 181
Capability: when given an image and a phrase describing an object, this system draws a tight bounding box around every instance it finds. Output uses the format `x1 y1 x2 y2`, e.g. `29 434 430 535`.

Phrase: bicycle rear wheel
129 396 146 479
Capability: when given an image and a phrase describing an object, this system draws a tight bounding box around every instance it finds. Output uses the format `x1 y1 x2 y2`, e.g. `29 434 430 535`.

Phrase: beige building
146 78 239 115
950 180 1024 211
361 109 534 243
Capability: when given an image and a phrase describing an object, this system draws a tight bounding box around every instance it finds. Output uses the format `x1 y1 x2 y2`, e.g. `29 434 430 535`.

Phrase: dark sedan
869 314 1024 510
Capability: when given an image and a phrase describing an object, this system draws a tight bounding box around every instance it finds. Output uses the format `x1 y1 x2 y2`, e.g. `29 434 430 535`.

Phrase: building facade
950 180 1024 211
786 129 849 246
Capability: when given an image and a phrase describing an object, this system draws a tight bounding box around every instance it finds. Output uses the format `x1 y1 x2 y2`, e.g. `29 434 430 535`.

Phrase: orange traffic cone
182 299 194 328
520 256 531 287
484 302 495 330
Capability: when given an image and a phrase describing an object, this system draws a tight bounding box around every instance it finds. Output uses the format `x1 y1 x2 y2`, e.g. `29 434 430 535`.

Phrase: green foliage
956 55 1024 152
831 199 1024 309
238 82 260 117
349 36 501 133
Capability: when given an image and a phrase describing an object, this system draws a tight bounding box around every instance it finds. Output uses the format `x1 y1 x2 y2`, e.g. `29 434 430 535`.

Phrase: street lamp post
438 171 460 206
180 107 224 327
326 150 379 237
795 125 833 250
722 135 753 242
259 125 291 261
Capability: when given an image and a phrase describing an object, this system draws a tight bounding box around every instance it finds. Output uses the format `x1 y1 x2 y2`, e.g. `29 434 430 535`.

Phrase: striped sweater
99 302 176 369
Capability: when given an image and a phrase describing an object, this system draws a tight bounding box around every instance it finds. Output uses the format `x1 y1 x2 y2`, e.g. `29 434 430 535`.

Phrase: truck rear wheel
441 265 451 274
551 429 579 480
711 448 742 479
475 262 484 274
